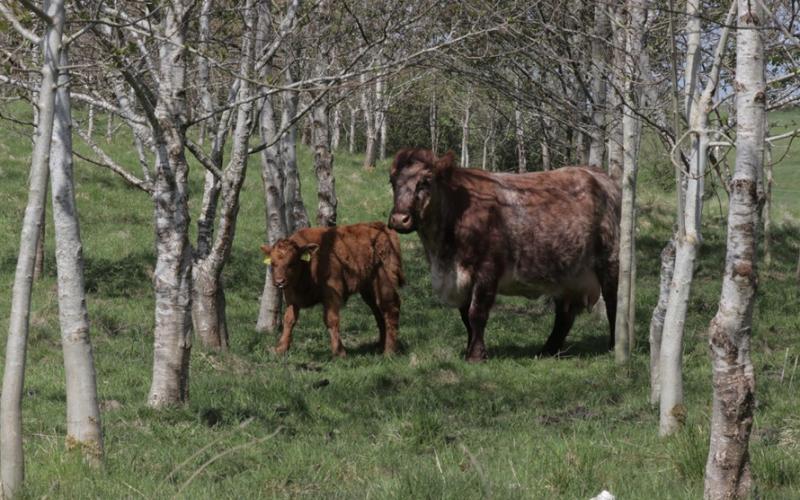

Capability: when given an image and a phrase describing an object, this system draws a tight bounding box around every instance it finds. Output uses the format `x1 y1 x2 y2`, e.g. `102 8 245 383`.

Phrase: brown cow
388 148 620 361
260 222 404 357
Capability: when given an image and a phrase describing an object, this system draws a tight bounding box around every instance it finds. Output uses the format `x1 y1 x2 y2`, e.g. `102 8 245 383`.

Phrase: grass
0 103 799 499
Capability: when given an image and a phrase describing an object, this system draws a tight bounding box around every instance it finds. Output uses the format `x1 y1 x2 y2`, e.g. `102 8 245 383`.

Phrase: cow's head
388 148 454 233
260 239 319 289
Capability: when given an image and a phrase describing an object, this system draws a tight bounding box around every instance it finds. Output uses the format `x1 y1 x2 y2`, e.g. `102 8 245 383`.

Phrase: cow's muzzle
388 211 414 233
274 278 287 289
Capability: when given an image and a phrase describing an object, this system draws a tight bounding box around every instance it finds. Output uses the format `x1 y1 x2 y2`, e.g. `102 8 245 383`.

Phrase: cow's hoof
272 345 289 355
537 347 560 357
465 350 488 363
333 349 347 358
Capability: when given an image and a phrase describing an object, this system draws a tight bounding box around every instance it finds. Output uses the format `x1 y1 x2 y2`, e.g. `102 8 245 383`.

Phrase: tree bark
703 1 762 496
659 0 736 436
649 239 675 405
515 99 526 172
281 79 309 232
762 125 772 267
1 0 65 495
192 0 257 351
460 92 471 167
588 0 610 167
606 3 626 183
256 92 288 333
430 89 438 155
348 105 357 154
313 101 337 226
362 74 377 169
33 198 46 280
147 0 193 408
50 46 103 463
614 0 646 365
331 103 342 151
375 75 387 161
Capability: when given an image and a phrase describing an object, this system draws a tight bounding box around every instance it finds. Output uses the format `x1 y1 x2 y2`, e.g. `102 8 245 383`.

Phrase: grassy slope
0 107 798 499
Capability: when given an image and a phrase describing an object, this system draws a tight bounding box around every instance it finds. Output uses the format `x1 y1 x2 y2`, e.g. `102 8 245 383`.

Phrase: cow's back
444 166 619 299
291 222 403 296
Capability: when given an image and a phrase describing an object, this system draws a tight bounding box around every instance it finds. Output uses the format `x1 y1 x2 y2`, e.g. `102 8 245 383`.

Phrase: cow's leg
360 289 387 351
540 299 580 356
465 284 496 362
601 270 618 351
459 305 473 352
323 302 346 358
274 303 299 354
374 277 400 355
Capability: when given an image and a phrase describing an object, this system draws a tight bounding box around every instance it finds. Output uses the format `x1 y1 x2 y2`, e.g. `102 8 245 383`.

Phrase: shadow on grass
84 251 153 297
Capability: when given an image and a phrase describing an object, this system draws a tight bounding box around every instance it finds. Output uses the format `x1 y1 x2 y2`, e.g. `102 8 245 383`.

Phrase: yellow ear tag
301 252 312 262
263 256 271 265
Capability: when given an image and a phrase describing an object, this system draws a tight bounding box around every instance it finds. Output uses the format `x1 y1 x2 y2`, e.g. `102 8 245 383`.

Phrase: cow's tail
373 223 405 288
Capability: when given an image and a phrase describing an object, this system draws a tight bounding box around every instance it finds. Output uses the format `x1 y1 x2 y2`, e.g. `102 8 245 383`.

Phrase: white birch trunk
50 46 103 463
362 75 377 169
649 239 675 404
614 0 646 364
313 100 337 226
703 1 762 495
348 105 357 154
192 0 257 351
147 0 193 408
659 0 736 436
1 0 65 494
605 4 626 183
256 92 288 333
375 75 387 161
762 124 772 267
331 103 342 151
460 93 471 167
430 89 438 155
33 201 46 280
87 104 95 139
588 0 610 167
515 102 526 173
281 78 309 232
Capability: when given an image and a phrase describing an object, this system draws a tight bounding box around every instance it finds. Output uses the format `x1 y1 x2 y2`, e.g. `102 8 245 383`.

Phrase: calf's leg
539 299 580 356
274 304 299 354
459 305 473 353
360 289 387 351
376 282 400 355
323 303 346 357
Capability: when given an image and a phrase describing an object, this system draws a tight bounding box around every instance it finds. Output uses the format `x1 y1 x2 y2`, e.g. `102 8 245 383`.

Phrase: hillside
0 109 798 498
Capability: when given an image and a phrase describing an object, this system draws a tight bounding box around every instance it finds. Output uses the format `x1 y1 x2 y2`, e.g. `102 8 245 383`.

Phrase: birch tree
614 0 647 364
703 0 763 495
658 0 737 436
50 45 103 464
191 0 258 350
1 0 66 494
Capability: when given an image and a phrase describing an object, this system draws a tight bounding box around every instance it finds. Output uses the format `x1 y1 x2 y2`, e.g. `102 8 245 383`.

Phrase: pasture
0 108 799 498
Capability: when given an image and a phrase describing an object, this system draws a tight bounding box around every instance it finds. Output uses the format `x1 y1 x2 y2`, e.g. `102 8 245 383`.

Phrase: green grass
0 104 799 499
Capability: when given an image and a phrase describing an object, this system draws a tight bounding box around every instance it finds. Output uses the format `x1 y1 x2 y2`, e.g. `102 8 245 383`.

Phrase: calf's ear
260 244 271 255
301 243 319 262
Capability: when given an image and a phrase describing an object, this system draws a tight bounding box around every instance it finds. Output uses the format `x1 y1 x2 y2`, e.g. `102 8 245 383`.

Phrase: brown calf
261 222 404 357
388 148 620 361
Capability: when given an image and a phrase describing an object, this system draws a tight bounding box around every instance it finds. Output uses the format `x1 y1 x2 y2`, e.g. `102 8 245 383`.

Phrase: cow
388 148 620 362
260 222 404 357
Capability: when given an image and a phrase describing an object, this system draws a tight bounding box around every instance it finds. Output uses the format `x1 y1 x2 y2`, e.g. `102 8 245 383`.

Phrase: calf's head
388 149 454 233
260 240 319 289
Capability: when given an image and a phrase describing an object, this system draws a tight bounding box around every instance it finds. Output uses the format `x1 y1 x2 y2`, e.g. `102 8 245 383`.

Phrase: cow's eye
416 178 430 191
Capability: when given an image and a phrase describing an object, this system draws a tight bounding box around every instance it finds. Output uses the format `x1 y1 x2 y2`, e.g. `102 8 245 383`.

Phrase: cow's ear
434 150 455 179
260 245 272 265
301 243 319 262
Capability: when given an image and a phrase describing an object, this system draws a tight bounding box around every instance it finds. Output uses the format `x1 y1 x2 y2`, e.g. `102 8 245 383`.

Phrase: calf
261 222 404 357
388 148 620 361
